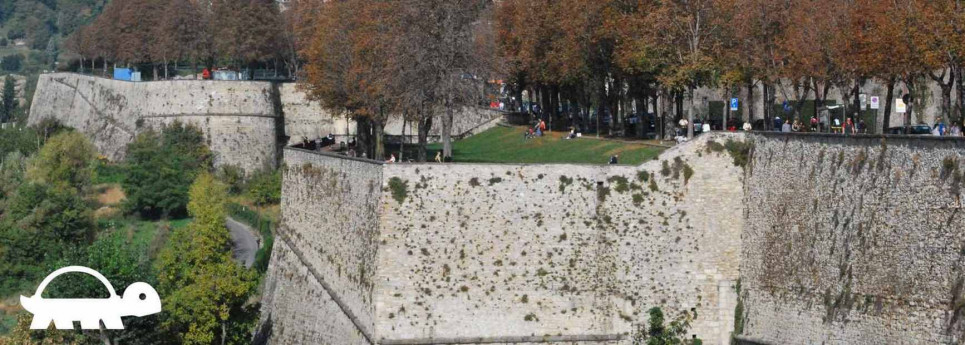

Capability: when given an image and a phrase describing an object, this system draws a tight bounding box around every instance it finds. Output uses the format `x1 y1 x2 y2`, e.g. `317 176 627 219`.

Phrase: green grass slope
427 125 666 165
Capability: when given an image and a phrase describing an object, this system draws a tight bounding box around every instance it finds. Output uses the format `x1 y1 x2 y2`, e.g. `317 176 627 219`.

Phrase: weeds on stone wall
597 185 611 202
649 178 659 192
851 149 868 175
661 160 672 176
559 175 573 192
724 140 754 168
706 140 725 153
608 175 631 193
488 177 503 186
732 279 746 344
631 307 702 345
638 170 651 182
388 177 408 203
683 164 694 184
469 177 480 187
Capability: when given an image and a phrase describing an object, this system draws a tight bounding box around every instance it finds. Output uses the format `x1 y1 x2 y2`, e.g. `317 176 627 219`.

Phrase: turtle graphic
20 266 161 330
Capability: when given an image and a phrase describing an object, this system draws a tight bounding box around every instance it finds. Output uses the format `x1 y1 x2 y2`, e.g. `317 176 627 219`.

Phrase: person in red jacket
202 68 211 80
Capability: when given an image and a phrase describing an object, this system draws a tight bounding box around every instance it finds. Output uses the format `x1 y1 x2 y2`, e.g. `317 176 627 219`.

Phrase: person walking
743 122 752 132
844 118 854 135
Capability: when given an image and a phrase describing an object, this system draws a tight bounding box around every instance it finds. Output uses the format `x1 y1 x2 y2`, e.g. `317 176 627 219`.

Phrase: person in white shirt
743 122 752 131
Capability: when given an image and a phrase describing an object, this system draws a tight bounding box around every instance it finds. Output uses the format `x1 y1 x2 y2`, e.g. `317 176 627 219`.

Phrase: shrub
1 53 22 72
388 177 408 203
724 139 754 168
122 122 211 219
246 169 281 205
637 170 650 182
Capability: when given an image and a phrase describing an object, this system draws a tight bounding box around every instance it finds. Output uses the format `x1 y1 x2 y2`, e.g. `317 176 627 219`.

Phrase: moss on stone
388 177 409 203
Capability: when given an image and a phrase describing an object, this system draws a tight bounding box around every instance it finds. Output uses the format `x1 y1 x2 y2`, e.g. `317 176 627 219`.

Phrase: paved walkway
227 217 259 268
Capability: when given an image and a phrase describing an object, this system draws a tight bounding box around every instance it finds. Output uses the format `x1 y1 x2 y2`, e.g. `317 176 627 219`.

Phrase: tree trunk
929 69 952 123
852 80 861 125
883 78 895 133
417 113 431 162
746 79 755 124
373 118 385 161
956 66 965 124
356 116 371 159
687 87 694 139
442 101 454 159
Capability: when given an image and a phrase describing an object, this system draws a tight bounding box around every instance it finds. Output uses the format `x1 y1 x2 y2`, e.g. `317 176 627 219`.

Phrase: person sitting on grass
609 155 619 165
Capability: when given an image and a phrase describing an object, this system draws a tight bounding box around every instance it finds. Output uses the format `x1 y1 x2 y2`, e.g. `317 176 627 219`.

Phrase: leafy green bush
246 169 282 206
218 164 246 195
122 122 211 219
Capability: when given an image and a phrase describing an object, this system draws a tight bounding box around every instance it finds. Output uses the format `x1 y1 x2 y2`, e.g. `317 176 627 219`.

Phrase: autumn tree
156 173 258 344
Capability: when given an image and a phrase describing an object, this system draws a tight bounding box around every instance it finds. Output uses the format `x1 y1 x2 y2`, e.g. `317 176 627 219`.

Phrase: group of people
525 119 548 139
928 117 963 136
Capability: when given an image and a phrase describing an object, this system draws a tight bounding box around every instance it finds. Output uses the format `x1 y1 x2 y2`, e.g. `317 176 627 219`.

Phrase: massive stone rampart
29 73 282 171
260 133 745 345
738 133 965 344
29 73 505 171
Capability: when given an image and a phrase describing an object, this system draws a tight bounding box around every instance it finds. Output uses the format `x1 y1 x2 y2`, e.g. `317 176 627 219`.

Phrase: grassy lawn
424 125 666 165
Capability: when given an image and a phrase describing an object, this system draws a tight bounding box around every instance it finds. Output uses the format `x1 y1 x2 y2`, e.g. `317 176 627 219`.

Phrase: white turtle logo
20 266 161 330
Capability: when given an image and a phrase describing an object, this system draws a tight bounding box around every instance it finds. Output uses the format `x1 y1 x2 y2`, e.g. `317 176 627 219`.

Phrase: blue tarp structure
113 68 133 81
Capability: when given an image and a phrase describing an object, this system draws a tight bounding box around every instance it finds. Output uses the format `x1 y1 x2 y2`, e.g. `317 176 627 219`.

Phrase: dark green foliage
488 177 503 186
632 193 645 206
637 170 650 182
246 169 282 206
1 54 22 72
705 140 725 153
122 122 211 219
608 175 630 193
649 178 659 192
0 76 15 122
0 183 94 295
635 307 701 345
218 164 246 195
388 177 408 203
724 140 754 168
559 175 573 192
683 164 694 184
661 160 671 176
0 124 40 158
469 177 481 187
93 160 125 184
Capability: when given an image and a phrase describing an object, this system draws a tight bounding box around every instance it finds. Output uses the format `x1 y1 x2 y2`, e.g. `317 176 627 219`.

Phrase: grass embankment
426 125 666 165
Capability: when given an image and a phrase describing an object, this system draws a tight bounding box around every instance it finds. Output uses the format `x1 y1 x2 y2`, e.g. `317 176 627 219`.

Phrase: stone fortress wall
28 73 504 172
738 133 965 344
263 131 965 345
260 133 745 345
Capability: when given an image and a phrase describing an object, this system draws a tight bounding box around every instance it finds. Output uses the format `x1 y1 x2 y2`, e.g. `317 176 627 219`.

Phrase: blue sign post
730 98 739 111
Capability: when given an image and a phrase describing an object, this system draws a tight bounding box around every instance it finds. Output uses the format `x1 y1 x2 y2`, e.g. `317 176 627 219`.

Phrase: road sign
896 97 907 113
859 94 867 110
730 98 739 111
870 96 880 110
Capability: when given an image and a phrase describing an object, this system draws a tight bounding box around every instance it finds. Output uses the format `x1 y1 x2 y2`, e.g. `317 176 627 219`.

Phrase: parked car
886 125 932 135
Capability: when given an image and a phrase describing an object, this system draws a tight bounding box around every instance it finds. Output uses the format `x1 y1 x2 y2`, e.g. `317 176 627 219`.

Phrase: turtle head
121 282 161 317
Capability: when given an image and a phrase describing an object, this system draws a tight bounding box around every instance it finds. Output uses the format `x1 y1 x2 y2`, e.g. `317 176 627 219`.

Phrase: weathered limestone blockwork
29 73 281 171
268 149 384 343
260 133 744 345
29 73 504 171
739 133 965 344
